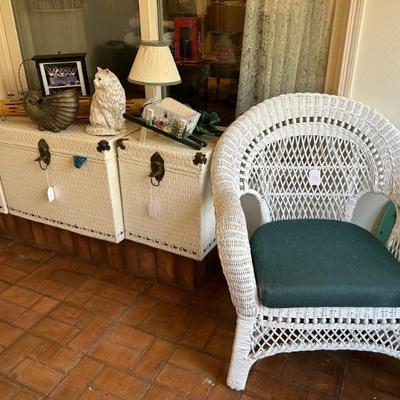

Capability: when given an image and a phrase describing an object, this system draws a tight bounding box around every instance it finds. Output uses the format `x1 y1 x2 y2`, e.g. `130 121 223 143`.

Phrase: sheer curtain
236 0 335 115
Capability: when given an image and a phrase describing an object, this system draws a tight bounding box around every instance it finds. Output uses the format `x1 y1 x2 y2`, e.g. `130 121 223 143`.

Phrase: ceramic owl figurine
86 67 126 136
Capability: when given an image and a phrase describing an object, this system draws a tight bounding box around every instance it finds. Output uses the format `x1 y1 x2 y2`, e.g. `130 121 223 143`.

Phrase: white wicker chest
118 129 217 261
0 118 139 242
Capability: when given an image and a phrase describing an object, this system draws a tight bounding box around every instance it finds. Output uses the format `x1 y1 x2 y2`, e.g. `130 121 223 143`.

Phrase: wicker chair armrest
214 190 259 317
387 191 400 260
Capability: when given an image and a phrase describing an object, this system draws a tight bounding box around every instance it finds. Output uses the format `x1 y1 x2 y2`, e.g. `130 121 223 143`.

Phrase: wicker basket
0 97 145 119
0 117 140 242
118 129 217 260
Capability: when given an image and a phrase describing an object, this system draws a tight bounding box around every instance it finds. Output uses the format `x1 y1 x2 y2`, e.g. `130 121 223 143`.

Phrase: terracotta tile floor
0 235 400 399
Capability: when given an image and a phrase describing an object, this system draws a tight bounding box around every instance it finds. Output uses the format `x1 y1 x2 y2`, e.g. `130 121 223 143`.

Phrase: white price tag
47 186 56 202
147 200 158 218
309 169 321 186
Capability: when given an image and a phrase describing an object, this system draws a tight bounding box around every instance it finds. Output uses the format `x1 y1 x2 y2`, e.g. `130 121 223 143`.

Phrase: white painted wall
349 0 400 128
348 0 400 233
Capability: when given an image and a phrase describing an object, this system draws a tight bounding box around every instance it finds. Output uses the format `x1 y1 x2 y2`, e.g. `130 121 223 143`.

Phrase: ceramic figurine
23 88 78 132
86 67 126 136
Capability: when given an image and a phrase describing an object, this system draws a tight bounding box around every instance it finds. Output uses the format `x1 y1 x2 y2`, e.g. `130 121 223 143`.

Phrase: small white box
142 97 201 137
0 117 139 242
118 129 217 260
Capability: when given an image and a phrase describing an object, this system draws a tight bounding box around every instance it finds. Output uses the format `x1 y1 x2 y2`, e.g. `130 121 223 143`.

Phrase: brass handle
149 152 165 187
35 138 51 170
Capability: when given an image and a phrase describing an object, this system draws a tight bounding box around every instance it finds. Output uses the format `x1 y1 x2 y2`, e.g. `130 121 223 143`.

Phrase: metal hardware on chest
116 138 128 150
35 139 51 170
73 155 87 169
193 152 207 166
149 152 165 187
97 140 110 153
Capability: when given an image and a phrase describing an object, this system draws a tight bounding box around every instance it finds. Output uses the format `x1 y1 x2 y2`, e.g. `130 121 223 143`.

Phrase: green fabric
251 219 400 308
377 201 397 245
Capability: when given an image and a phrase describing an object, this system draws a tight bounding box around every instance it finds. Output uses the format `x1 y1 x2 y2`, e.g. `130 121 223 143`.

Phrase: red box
174 17 204 63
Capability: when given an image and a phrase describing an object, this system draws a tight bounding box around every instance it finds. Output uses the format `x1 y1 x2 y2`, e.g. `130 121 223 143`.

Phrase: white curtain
236 0 335 116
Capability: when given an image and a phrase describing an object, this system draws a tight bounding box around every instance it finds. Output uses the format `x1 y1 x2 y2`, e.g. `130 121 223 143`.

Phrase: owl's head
94 67 119 89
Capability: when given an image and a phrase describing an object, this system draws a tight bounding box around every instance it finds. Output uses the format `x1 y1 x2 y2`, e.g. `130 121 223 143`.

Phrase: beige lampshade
128 41 181 86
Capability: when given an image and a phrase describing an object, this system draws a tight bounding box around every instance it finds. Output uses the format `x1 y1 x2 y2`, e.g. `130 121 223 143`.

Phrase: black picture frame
32 53 90 96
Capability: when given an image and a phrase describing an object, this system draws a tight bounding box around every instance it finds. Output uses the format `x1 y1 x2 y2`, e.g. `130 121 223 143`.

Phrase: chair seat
251 219 400 308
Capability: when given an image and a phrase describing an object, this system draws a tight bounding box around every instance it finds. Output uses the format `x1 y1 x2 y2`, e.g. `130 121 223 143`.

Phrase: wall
350 0 400 128
349 0 400 232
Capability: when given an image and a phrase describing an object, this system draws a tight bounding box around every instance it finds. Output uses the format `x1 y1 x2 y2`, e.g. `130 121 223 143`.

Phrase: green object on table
189 108 223 136
251 219 400 308
377 201 397 245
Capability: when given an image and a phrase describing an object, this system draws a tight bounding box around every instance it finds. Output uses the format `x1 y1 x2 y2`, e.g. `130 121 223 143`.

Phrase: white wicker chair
211 93 400 390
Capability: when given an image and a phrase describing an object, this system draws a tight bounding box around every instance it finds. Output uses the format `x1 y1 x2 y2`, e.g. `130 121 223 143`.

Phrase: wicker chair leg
227 316 256 390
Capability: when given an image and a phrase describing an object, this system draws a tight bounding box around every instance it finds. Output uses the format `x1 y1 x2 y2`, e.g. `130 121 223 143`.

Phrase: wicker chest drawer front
0 118 139 242
0 178 7 214
119 129 217 260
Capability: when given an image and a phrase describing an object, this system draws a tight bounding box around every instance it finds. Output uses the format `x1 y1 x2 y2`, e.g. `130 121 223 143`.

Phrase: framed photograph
32 53 90 96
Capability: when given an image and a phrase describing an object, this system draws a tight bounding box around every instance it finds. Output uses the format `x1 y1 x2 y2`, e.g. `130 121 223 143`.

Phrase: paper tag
309 169 321 186
147 200 158 218
47 186 56 202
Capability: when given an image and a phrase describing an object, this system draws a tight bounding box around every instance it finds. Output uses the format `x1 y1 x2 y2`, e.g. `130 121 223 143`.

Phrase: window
4 0 350 123
11 0 144 97
160 0 246 125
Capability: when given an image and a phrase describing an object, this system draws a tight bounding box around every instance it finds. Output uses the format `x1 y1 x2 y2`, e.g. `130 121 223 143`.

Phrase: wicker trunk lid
118 129 217 260
0 117 139 242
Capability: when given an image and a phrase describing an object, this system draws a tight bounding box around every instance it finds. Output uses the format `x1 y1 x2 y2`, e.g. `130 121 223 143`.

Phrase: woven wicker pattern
119 129 217 260
0 118 139 242
211 93 400 390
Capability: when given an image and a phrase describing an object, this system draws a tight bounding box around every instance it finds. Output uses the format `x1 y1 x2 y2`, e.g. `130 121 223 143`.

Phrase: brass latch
149 152 165 187
35 139 51 170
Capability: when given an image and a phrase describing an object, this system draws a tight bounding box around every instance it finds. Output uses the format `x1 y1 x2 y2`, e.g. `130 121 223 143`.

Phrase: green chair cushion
250 219 400 308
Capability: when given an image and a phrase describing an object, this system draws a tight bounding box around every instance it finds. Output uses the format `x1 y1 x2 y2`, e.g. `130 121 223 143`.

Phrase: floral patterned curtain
236 0 335 116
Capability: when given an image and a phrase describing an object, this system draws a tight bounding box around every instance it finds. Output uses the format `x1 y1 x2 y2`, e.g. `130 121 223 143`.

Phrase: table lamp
128 41 181 102
126 41 205 149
